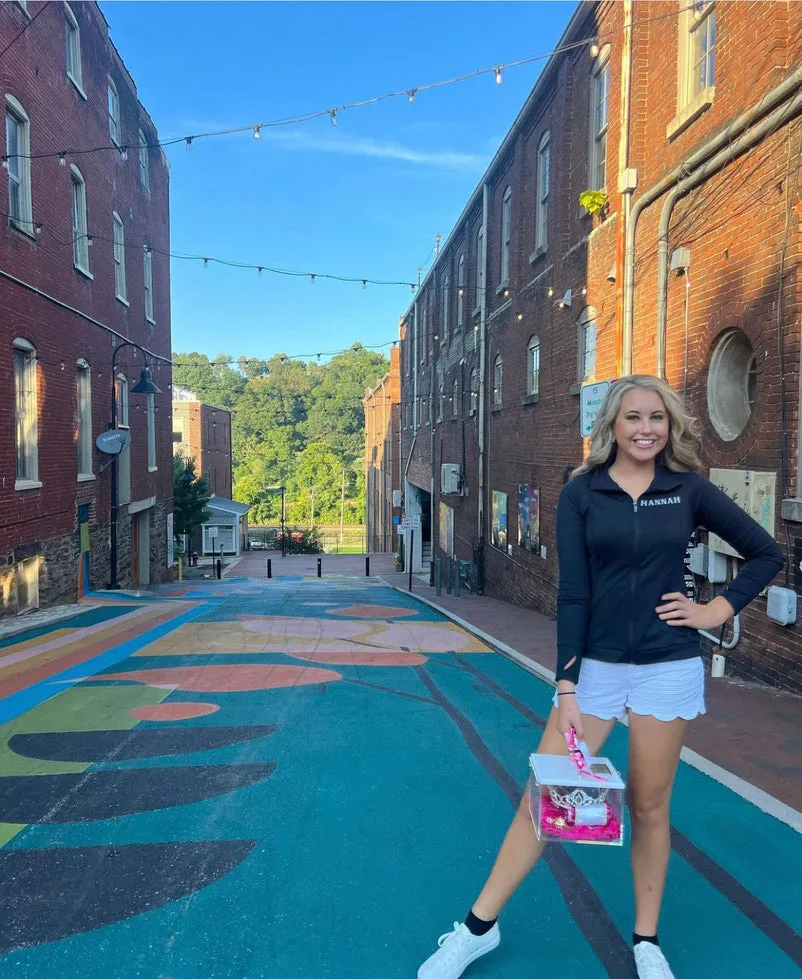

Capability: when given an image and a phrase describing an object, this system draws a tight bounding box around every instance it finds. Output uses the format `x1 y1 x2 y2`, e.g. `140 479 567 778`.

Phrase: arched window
527 336 540 395
535 132 550 251
578 306 598 381
493 355 503 406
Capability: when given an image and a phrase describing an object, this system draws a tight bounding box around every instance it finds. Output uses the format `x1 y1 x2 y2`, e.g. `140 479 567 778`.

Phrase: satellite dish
96 429 131 455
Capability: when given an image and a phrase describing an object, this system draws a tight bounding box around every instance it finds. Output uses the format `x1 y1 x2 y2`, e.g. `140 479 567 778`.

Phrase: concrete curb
0 603 100 643
381 577 802 835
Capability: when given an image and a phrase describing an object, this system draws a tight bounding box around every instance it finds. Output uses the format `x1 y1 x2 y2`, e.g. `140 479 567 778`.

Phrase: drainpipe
655 86 802 376
623 64 802 374
477 183 489 545
412 300 419 434
614 0 634 377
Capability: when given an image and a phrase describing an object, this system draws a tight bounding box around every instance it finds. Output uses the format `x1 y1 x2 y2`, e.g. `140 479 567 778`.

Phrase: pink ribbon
565 728 607 781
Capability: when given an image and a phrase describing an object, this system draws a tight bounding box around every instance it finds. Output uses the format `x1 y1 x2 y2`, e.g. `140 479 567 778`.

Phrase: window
144 248 154 322
475 225 484 309
589 51 610 191
579 307 597 381
469 366 479 414
108 80 120 145
71 166 89 273
115 373 129 427
527 336 540 395
138 128 149 191
147 393 157 470
77 359 92 477
6 97 32 234
441 274 450 340
437 384 445 422
500 187 512 284
493 355 503 407
452 378 459 418
457 254 465 329
535 132 550 252
420 301 426 364
65 3 83 91
687 2 716 103
707 329 756 441
14 339 38 486
17 556 39 614
113 212 127 302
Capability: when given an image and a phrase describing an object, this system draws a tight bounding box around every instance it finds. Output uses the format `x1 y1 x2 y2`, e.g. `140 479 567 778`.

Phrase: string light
59 153 67 166
407 89 417 104
185 137 193 150
253 125 262 139
494 67 503 85
590 42 600 58
329 109 338 127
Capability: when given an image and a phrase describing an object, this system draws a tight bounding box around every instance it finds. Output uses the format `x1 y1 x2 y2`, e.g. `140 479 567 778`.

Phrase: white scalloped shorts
552 656 706 722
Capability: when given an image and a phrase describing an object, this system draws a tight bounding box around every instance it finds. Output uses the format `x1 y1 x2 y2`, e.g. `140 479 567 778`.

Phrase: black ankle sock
633 933 659 947
465 911 497 936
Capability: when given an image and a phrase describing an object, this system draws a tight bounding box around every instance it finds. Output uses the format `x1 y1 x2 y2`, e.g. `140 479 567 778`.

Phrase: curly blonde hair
572 375 702 478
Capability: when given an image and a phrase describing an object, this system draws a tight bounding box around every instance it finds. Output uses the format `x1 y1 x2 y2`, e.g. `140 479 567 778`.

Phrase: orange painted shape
129 703 221 721
102 664 343 692
287 651 427 666
329 604 418 618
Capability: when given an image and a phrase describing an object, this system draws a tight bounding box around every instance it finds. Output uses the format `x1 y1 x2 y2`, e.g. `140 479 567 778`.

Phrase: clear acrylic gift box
528 752 626 845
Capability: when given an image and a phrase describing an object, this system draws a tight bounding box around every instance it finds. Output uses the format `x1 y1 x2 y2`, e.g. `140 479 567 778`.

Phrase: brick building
0 1 172 612
364 344 401 554
172 388 233 499
394 0 802 691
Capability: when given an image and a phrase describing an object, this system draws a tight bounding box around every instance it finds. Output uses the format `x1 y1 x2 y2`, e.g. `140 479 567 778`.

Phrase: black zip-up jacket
555 465 784 684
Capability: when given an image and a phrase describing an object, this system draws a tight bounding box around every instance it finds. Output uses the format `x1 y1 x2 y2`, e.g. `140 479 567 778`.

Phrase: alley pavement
0 562 799 977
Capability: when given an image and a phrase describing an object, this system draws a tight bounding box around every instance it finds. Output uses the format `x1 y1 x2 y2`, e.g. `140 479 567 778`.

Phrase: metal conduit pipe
699 614 741 651
656 85 802 377
623 63 802 373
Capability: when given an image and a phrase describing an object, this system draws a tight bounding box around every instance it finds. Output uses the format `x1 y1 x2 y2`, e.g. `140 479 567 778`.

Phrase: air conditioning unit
441 463 462 495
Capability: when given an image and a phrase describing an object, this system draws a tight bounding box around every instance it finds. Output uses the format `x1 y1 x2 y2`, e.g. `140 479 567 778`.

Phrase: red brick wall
394 1 802 690
0 1 172 607
365 346 401 552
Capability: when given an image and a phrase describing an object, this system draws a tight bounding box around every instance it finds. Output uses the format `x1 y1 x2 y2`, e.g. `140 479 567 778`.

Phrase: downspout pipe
477 183 489 546
655 85 802 376
412 300 419 435
623 63 802 374
614 0 634 377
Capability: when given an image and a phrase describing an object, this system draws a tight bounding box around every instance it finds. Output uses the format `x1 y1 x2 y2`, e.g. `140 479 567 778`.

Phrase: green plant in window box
579 190 608 216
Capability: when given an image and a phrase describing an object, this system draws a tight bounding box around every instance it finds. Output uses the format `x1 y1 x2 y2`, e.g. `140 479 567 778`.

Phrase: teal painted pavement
0 578 799 977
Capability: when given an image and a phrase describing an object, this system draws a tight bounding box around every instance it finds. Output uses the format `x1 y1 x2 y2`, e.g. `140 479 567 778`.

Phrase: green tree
172 352 245 408
173 456 212 539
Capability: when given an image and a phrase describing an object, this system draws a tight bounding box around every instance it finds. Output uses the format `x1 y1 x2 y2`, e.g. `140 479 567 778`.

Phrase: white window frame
441 273 450 341
144 248 154 323
13 338 39 488
108 79 120 146
115 373 130 428
579 306 598 382
113 212 128 303
420 300 427 364
147 392 157 471
138 128 150 191
16 555 40 614
457 254 465 329
527 336 541 396
5 96 33 235
589 49 610 192
669 1 717 138
500 186 512 285
493 355 503 407
77 358 93 479
469 366 479 415
451 378 459 419
71 165 90 275
437 384 445 422
65 3 84 95
475 226 484 310
535 132 550 253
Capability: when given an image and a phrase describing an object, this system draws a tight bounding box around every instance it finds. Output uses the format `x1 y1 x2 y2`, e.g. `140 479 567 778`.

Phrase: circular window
707 329 757 441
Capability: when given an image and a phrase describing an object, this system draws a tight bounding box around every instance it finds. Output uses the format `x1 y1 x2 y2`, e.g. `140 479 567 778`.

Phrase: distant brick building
172 389 233 499
0 1 172 612
364 345 401 554
393 1 802 691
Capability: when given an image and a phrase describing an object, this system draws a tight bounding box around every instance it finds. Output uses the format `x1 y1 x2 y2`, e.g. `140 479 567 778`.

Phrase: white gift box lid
529 753 625 790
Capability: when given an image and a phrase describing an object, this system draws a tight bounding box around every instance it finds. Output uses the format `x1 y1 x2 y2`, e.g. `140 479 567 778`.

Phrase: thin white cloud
264 129 486 172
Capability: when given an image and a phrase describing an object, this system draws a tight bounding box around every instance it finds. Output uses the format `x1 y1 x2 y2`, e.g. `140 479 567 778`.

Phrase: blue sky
101 1 574 364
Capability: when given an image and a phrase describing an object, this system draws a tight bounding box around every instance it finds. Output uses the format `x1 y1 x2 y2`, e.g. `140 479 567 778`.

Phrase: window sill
469 409 477 417
9 218 36 241
77 473 95 482
529 245 547 265
472 306 482 318
495 281 510 297
148 465 158 473
667 87 715 141
15 479 42 491
75 263 93 280
68 74 87 100
490 403 502 413
116 295 130 308
520 393 540 406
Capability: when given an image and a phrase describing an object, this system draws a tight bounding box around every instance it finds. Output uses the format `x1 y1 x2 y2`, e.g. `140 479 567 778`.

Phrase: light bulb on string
120 147 128 162
310 274 316 284
581 285 587 296
329 109 338 127
590 42 600 58
253 125 262 139
185 137 193 151
87 235 93 247
257 266 263 276
407 89 417 104
59 153 67 166
495 67 503 85
203 257 209 268
362 280 367 290
1 157 7 170
547 286 554 298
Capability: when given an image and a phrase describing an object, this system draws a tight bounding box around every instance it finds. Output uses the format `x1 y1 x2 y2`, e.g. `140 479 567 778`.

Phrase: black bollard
216 558 222 580
317 557 322 578
267 558 272 579
365 555 370 577
435 557 442 596
408 530 414 591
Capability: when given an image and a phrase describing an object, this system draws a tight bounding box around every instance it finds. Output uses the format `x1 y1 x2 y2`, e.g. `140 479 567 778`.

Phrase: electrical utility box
766 586 797 626
440 463 462 495
708 469 777 557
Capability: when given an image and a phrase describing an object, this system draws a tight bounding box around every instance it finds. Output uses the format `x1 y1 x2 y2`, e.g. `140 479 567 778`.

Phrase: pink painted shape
129 703 220 721
329 604 418 618
288 651 427 667
103 664 342 692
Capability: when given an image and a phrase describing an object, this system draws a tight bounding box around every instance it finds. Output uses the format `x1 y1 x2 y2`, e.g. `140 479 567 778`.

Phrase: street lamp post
265 485 286 557
108 341 162 589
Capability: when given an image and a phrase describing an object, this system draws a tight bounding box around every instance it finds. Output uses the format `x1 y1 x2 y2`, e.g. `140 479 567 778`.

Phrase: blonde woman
418 375 783 979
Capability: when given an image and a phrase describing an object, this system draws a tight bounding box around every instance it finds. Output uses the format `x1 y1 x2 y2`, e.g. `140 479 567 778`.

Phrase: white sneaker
417 921 500 979
634 942 676 979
